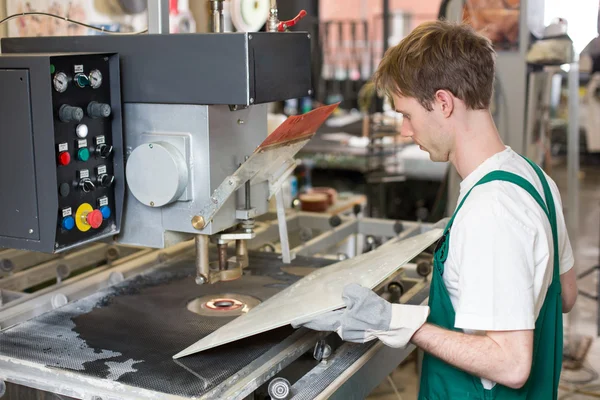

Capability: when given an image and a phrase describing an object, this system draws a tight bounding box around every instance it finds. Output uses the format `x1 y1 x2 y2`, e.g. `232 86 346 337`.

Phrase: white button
76 124 88 138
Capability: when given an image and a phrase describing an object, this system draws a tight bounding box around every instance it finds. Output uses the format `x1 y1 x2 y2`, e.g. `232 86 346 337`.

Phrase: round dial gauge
53 72 68 93
89 69 103 89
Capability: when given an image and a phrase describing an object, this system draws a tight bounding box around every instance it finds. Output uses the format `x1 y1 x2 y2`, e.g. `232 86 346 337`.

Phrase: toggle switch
59 104 83 123
96 144 113 159
98 174 114 188
79 179 95 193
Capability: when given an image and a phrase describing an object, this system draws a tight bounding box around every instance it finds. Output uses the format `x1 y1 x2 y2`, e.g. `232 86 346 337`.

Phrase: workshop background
0 0 599 399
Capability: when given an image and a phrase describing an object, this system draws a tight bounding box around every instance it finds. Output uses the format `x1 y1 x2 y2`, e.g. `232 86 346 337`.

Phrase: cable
0 12 148 35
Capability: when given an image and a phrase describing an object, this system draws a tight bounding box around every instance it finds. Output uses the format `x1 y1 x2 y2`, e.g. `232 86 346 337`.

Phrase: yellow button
75 203 93 232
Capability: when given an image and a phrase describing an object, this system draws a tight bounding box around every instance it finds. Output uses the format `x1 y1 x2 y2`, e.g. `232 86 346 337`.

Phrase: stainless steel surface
148 0 170 34
173 228 442 358
119 103 270 248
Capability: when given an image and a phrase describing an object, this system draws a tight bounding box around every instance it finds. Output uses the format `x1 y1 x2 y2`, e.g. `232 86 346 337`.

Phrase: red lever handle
277 10 307 32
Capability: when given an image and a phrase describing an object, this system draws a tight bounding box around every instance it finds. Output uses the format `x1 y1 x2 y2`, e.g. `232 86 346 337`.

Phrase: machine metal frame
0 212 435 400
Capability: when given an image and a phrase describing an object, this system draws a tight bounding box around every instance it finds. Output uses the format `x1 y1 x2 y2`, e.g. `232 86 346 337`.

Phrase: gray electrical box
0 53 124 253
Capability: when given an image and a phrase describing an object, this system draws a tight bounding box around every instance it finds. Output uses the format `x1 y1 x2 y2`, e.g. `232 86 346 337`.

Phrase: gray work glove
291 283 429 348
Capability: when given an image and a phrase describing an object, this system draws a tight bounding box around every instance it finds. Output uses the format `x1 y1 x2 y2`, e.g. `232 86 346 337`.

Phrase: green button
78 148 90 161
50 64 55 74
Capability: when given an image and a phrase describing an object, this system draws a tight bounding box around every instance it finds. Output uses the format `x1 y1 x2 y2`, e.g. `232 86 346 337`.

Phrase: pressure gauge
53 72 68 93
89 69 103 89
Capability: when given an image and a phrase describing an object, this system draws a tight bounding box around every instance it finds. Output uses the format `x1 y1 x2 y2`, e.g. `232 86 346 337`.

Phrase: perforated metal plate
0 251 334 398
174 229 443 358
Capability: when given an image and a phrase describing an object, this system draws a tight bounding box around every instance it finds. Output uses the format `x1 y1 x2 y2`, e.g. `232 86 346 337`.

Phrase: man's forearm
410 323 532 389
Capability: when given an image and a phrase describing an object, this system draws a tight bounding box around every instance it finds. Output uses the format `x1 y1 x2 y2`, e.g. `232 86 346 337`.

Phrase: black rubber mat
0 250 334 398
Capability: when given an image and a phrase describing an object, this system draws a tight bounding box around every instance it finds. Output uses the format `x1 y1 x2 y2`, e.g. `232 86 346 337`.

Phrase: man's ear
434 90 454 118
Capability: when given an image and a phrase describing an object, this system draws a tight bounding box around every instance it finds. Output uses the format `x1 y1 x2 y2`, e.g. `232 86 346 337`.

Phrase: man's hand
291 283 429 348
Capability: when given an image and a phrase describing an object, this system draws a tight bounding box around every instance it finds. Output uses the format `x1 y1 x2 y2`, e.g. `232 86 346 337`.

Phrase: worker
292 20 579 398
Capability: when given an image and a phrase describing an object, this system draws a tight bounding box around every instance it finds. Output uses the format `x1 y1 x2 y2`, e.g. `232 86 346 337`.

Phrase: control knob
59 105 83 123
87 101 111 119
98 174 114 188
96 144 113 159
79 179 96 193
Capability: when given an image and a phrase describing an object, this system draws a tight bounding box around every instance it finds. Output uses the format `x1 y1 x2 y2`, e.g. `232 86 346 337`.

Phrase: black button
59 182 70 197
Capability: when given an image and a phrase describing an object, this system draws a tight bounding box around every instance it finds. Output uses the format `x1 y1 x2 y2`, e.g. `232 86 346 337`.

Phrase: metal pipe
194 235 209 284
147 0 170 34
236 239 249 268
382 0 390 52
245 156 251 209
209 0 225 33
566 61 581 339
267 0 279 32
218 243 228 270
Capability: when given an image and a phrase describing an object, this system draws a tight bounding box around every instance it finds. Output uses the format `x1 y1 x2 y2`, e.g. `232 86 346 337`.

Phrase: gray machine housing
0 53 124 253
1 32 313 106
1 32 313 249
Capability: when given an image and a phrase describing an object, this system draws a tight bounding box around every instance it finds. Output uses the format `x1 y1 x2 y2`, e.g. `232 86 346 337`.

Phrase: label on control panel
79 169 89 179
98 196 109 207
62 207 72 217
74 65 84 73
78 139 88 148
58 143 68 152
97 165 107 175
95 136 106 145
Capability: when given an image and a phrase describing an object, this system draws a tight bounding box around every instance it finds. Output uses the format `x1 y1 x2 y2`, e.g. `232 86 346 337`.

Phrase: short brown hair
373 20 496 111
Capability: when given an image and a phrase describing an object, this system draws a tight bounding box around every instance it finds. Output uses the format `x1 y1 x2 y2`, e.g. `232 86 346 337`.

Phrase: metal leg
195 235 209 285
275 190 293 263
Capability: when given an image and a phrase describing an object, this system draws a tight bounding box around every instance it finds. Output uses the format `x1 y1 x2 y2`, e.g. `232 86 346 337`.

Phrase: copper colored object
299 193 329 212
308 187 338 206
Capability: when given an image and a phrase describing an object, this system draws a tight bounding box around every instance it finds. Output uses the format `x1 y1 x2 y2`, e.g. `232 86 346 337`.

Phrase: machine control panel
51 54 119 249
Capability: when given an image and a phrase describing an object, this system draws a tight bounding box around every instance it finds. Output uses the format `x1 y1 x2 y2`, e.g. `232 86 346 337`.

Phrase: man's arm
411 324 533 389
560 267 577 313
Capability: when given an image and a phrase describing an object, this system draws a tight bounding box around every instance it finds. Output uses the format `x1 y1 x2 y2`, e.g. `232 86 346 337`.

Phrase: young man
293 20 578 398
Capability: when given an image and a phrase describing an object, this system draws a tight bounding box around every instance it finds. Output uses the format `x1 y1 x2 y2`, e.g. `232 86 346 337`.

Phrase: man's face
392 93 452 162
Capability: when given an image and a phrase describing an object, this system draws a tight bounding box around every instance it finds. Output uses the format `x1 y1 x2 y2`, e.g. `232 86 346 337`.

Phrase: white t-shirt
443 147 574 389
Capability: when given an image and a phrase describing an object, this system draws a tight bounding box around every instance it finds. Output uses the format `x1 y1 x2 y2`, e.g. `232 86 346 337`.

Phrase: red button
58 152 71 166
86 209 103 229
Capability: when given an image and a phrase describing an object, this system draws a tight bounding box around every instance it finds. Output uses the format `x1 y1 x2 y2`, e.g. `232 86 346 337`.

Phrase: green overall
418 157 563 399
